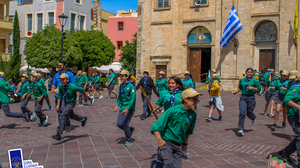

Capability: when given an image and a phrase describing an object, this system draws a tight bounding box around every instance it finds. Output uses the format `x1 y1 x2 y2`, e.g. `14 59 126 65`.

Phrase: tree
119 33 137 72
7 11 22 84
24 24 82 76
73 29 115 69
0 54 10 79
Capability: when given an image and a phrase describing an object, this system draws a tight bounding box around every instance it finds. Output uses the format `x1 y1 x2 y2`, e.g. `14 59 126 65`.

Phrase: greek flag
220 4 243 48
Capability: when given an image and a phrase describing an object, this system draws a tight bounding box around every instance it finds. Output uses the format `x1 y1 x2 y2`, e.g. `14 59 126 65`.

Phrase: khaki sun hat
20 74 28 78
289 70 299 80
182 88 202 99
184 71 190 75
211 69 217 73
270 69 275 72
0 72 4 77
77 70 83 74
83 72 87 75
159 71 165 75
120 70 129 76
296 72 300 79
37 73 42 78
281 70 289 76
58 73 69 79
143 70 149 74
32 73 39 77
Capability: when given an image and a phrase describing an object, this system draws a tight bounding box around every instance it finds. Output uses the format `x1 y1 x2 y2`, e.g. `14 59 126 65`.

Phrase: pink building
107 13 137 61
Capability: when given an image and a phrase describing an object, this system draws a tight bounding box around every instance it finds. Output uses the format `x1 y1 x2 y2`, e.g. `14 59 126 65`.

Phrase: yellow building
0 0 13 61
100 10 116 35
117 10 138 17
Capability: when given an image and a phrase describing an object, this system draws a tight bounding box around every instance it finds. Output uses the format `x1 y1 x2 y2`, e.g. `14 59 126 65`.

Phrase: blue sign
8 149 23 168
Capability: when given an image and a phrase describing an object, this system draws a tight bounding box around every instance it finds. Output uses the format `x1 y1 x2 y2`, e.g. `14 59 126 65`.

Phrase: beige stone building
137 0 300 90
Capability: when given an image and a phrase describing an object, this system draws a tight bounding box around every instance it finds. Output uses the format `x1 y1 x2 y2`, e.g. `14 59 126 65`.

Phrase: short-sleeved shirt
238 77 261 95
117 82 136 111
75 75 81 86
266 80 277 92
156 90 183 111
151 105 197 144
107 73 116 84
258 73 266 81
0 78 14 103
264 72 271 82
32 81 47 98
58 83 84 103
181 78 194 89
89 76 96 84
20 81 31 97
94 75 101 85
52 70 76 97
283 85 300 116
275 80 292 95
154 78 168 94
79 74 88 85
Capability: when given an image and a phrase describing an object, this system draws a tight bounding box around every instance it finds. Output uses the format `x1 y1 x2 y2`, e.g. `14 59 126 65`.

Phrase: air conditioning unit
195 0 201 6
26 30 32 37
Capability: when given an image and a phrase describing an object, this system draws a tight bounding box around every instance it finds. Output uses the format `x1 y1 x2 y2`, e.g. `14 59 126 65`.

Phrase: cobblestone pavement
0 90 296 168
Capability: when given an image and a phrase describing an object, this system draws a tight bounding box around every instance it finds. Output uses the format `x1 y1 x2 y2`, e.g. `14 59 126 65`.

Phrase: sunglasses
58 65 63 67
188 97 200 104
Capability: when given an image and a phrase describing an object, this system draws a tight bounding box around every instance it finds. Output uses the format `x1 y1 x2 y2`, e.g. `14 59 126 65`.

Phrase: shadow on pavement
115 137 135 144
70 125 80 131
0 123 30 129
225 128 253 137
271 133 293 141
53 134 90 145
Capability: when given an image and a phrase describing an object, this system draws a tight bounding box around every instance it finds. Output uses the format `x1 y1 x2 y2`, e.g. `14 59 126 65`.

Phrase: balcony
0 15 13 30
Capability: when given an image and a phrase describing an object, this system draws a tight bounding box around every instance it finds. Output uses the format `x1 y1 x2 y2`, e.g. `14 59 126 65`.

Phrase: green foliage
7 11 22 84
24 24 82 75
119 33 137 72
73 29 115 68
0 54 10 79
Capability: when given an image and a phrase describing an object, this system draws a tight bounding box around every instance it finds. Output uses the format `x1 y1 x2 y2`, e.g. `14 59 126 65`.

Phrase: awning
20 66 50 74
95 62 122 74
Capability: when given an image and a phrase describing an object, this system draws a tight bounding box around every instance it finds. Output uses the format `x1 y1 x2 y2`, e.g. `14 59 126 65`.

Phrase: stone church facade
136 0 300 90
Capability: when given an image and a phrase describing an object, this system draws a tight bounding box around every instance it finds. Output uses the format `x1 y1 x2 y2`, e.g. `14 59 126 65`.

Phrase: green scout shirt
0 79 14 104
20 81 31 97
264 72 271 82
75 75 81 86
266 80 277 92
154 78 168 93
275 80 292 95
58 83 84 103
89 76 95 84
32 81 47 98
181 78 194 89
151 105 197 144
283 86 300 116
275 76 281 83
238 77 261 95
38 78 48 94
79 75 88 85
156 90 183 111
205 76 221 85
117 82 136 111
94 75 101 85
258 73 266 81
107 73 116 84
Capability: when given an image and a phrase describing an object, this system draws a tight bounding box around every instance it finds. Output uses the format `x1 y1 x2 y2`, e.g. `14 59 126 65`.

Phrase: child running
264 73 277 117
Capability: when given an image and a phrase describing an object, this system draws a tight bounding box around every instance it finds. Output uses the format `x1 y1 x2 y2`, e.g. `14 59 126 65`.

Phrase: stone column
93 0 102 31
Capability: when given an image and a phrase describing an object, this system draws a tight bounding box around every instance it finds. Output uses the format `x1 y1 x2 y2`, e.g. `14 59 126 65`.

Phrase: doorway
259 49 275 71
189 48 211 82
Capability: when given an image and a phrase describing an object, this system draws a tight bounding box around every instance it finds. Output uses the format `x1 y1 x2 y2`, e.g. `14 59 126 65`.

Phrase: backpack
210 80 220 96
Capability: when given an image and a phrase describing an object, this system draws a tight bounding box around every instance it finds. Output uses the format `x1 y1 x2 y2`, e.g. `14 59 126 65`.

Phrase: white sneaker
91 98 95 105
90 96 94 98
252 118 256 125
99 95 104 99
88 94 90 96
238 130 244 136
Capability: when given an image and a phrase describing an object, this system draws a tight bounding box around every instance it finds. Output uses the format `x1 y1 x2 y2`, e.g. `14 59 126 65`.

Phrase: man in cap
151 88 201 168
31 73 48 127
52 60 76 131
37 73 52 111
0 72 25 119
51 73 87 141
136 70 159 120
277 72 300 166
20 74 35 122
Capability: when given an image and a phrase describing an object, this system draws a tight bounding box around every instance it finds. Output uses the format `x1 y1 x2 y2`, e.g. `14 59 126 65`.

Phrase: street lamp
58 13 68 60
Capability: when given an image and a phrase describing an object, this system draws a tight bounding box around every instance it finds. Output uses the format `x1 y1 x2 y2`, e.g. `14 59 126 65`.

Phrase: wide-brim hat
184 71 190 75
289 70 298 79
182 88 202 99
281 70 289 76
159 71 165 75
143 70 149 74
31 73 39 77
20 74 28 78
0 72 4 77
120 70 129 76
58 73 69 79
211 69 216 73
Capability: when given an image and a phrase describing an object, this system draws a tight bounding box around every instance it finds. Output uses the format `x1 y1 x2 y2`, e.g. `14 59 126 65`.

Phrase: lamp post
58 13 68 60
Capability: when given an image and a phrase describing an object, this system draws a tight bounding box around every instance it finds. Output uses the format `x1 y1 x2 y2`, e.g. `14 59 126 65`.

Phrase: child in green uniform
153 76 185 113
258 70 266 95
277 72 300 166
271 70 292 130
114 70 136 147
37 73 52 111
107 69 118 99
264 73 277 117
20 74 35 122
233 68 261 136
31 73 48 127
93 71 103 99
151 88 201 168
51 73 88 141
0 72 25 119
75 70 82 86
88 72 95 97
154 71 168 96
181 71 195 89
78 72 94 106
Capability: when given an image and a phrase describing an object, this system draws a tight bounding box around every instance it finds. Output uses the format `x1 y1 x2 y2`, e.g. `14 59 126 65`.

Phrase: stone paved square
0 90 295 168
